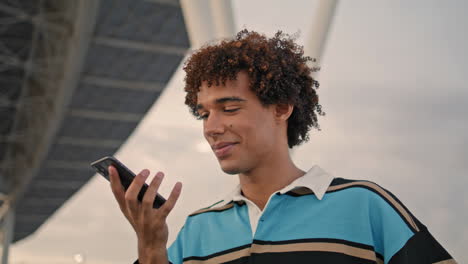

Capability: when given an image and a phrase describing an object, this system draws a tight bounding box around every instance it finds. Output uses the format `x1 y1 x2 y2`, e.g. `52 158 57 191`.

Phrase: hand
108 165 182 262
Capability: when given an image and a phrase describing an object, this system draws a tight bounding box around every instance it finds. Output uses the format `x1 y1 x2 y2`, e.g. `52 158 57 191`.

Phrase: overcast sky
11 0 467 263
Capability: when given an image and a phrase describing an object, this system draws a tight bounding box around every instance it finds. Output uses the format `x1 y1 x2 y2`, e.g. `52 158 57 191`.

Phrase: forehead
197 72 255 105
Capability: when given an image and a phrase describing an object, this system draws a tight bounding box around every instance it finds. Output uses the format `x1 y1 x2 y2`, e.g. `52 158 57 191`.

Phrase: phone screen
90 156 166 208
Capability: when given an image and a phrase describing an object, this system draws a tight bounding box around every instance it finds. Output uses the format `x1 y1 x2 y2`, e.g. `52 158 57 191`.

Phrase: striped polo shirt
161 165 456 264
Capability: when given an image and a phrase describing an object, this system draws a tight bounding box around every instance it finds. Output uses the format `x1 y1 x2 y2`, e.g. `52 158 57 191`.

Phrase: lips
212 142 238 158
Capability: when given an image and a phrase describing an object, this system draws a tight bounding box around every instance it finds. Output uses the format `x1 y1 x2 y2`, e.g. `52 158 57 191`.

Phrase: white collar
216 165 334 208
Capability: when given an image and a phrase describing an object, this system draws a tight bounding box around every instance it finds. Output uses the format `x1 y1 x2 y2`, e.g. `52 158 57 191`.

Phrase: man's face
196 71 279 175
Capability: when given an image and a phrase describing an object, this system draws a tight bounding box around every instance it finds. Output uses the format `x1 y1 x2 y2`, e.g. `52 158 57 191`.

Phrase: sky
9 0 468 263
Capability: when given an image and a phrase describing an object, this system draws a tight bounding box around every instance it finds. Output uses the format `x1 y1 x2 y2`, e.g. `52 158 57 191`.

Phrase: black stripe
220 252 381 264
330 177 357 186
222 255 250 264
253 238 373 250
181 238 385 262
284 189 314 197
388 228 454 264
185 252 381 264
183 243 251 261
251 251 379 264
253 238 383 260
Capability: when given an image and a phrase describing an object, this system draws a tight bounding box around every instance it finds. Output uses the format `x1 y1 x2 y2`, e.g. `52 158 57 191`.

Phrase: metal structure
0 0 189 260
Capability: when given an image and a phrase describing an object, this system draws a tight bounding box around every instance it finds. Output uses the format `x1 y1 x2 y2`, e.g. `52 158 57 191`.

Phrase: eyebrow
196 96 246 110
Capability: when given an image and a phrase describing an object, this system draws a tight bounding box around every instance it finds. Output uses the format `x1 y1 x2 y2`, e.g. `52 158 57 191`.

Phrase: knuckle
124 192 134 201
160 206 171 215
142 198 152 207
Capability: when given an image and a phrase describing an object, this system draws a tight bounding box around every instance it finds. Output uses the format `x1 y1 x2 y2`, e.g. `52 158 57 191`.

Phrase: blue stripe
254 187 414 260
181 202 252 258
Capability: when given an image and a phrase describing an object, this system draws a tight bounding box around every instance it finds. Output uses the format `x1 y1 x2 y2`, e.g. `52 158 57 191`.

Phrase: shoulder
328 177 424 233
328 177 391 194
173 199 238 243
327 177 405 204
188 199 238 217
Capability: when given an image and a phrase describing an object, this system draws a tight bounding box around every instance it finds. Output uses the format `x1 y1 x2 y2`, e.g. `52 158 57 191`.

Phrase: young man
109 30 456 264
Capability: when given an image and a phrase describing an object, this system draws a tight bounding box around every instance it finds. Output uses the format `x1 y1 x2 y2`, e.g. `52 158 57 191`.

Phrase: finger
108 166 126 210
108 166 138 231
159 182 182 218
125 169 150 215
142 172 164 213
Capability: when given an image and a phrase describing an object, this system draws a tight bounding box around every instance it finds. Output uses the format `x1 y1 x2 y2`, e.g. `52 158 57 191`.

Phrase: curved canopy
0 0 189 242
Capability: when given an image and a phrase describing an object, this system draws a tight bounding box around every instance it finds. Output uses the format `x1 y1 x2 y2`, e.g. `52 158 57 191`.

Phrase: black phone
90 156 166 209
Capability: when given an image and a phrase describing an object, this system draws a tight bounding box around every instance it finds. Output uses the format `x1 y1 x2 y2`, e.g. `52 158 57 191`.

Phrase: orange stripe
183 241 383 264
184 247 250 264
189 202 234 216
251 242 383 263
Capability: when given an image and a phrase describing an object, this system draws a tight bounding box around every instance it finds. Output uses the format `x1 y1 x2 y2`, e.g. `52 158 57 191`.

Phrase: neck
238 149 305 211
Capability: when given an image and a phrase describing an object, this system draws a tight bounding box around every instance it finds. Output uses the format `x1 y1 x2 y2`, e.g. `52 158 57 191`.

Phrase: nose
204 112 226 138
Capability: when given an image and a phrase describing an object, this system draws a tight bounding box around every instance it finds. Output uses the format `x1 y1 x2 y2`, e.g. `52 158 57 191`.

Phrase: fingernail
141 169 150 178
155 172 164 179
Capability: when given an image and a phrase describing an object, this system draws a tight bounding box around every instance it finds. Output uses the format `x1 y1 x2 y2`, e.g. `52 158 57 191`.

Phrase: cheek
232 110 275 148
241 120 274 149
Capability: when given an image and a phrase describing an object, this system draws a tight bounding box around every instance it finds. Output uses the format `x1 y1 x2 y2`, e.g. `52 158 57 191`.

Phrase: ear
274 103 294 122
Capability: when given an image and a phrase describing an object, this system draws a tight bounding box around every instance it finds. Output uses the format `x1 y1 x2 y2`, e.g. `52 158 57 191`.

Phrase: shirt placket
243 193 282 238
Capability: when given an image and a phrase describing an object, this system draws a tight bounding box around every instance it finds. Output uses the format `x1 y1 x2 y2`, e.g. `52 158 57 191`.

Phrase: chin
220 165 241 175
219 160 243 175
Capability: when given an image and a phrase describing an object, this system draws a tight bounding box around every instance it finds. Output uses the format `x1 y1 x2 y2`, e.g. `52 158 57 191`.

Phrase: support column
180 0 236 49
1 208 14 264
210 0 236 39
304 0 339 69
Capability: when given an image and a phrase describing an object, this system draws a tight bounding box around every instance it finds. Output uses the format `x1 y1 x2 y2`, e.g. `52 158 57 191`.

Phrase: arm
367 184 456 263
388 220 456 264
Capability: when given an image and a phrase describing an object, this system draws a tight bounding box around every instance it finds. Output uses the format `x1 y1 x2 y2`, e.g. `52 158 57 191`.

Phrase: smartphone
90 156 166 209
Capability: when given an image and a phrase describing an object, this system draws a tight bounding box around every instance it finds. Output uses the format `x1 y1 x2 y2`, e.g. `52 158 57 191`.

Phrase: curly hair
183 29 325 148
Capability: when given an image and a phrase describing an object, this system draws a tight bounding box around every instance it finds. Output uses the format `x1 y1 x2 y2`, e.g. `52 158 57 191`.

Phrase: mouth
213 143 238 159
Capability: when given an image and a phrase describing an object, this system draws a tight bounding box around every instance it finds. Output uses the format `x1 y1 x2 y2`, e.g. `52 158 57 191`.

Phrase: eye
224 108 239 113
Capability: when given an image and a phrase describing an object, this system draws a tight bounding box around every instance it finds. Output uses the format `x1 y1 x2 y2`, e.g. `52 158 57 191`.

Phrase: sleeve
367 183 456 264
388 219 456 264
